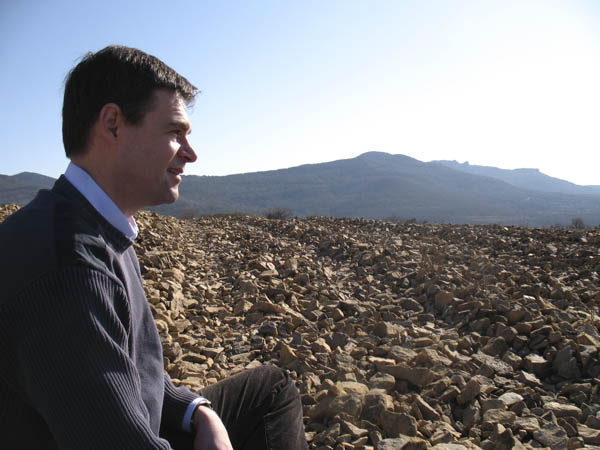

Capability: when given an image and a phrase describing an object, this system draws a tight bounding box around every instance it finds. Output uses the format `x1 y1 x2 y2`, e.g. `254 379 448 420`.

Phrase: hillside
0 172 55 205
2 204 600 449
2 154 599 226
153 152 600 226
436 160 600 197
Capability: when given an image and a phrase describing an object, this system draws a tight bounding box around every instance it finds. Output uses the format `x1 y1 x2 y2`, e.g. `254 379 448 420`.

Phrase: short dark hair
62 45 198 157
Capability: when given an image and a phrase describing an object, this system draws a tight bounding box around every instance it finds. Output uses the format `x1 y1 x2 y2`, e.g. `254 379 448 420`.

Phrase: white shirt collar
64 162 139 240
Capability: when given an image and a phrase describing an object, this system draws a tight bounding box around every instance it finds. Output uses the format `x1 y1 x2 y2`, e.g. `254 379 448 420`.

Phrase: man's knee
251 364 284 381
250 365 301 405
246 364 286 385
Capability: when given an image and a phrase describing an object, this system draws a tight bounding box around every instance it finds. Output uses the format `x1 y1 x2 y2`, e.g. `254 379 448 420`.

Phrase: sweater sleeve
162 374 201 431
9 266 172 449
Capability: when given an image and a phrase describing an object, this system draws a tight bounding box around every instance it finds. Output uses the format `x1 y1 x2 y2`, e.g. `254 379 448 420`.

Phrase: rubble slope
2 204 599 449
133 211 600 450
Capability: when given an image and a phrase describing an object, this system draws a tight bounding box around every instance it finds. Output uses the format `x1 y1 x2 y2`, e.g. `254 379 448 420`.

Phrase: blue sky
1 0 599 185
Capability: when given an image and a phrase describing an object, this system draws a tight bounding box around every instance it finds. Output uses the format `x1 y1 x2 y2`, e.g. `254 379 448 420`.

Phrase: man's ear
98 103 122 140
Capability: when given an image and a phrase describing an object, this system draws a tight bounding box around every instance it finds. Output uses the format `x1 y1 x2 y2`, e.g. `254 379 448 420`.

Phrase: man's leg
161 365 308 450
201 365 308 450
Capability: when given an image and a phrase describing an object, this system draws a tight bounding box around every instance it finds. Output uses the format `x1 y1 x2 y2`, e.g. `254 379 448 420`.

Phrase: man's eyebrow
169 120 192 134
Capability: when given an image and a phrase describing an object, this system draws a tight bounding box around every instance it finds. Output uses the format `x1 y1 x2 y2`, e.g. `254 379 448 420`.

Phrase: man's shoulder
0 188 120 296
1 186 105 247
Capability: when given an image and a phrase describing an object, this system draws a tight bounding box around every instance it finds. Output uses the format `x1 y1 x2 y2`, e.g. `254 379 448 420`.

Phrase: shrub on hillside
571 217 585 229
178 209 197 219
203 212 252 218
264 207 293 220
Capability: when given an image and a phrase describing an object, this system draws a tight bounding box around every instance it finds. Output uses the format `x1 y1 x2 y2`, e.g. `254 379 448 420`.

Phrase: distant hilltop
450 160 541 172
2 153 599 227
435 159 599 197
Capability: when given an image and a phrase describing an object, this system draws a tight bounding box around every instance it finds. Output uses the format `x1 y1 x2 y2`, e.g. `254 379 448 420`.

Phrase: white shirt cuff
182 396 212 433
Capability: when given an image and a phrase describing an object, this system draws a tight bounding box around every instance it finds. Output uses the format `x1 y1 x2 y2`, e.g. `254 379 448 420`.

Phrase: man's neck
64 162 138 239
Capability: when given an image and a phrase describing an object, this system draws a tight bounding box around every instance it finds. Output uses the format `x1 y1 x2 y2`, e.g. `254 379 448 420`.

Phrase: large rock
376 436 428 450
544 402 582 420
578 424 600 445
533 422 569 450
553 346 582 379
457 379 480 405
523 354 551 377
482 409 516 429
382 411 418 438
379 365 436 388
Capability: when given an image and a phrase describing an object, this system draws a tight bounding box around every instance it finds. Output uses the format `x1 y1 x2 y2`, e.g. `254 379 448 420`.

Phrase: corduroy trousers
161 365 308 450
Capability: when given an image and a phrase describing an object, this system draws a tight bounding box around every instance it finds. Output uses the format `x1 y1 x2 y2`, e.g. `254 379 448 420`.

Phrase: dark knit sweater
0 176 198 449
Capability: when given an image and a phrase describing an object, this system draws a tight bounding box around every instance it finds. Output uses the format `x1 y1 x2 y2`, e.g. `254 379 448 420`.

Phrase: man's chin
150 189 179 207
165 190 179 204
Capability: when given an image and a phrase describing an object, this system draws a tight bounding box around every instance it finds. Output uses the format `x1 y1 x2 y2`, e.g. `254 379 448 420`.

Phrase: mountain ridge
435 159 600 196
1 153 598 226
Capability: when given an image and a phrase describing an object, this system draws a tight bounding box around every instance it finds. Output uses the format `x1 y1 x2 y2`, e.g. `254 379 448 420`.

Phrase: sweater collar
52 175 135 251
64 162 138 240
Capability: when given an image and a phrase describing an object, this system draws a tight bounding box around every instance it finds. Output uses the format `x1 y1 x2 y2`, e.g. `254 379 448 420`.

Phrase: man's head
62 45 198 157
62 46 199 216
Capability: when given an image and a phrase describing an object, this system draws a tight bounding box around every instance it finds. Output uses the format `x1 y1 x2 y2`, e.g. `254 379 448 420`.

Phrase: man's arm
10 266 171 449
163 372 233 448
162 375 204 431
192 405 233 450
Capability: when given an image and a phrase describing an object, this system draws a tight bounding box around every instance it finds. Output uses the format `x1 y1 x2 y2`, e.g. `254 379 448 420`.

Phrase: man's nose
180 139 197 163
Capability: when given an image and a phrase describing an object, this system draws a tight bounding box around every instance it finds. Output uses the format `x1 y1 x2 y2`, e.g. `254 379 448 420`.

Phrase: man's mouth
167 168 184 176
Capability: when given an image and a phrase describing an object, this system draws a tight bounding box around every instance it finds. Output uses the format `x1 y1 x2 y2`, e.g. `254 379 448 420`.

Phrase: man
0 45 308 450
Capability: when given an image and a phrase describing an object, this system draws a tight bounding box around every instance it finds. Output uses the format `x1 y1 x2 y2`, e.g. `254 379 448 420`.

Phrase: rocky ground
132 211 600 450
2 204 600 449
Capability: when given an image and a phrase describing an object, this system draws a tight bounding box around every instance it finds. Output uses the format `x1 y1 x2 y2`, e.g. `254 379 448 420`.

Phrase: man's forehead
145 88 182 107
148 90 190 120
167 96 192 133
